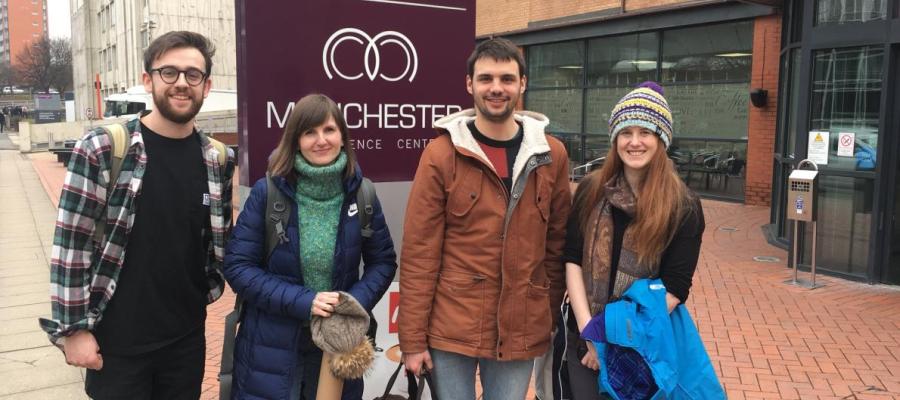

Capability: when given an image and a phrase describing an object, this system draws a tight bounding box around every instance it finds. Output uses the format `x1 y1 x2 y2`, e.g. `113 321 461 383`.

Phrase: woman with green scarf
224 94 397 400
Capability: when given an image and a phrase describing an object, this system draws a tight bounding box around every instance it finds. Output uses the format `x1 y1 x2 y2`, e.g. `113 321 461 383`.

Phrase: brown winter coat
398 109 571 360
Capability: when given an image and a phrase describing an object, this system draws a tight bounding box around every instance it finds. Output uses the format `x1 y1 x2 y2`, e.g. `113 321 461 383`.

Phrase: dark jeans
85 328 205 400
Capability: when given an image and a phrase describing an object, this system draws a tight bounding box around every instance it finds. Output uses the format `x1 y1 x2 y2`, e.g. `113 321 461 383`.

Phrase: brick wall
744 14 781 206
477 0 625 36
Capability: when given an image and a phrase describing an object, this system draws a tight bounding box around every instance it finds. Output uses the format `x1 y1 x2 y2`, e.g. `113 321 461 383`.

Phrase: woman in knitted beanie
563 82 705 399
224 94 398 400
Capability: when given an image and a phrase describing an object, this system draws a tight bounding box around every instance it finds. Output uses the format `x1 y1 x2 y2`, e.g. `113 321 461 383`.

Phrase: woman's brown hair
267 94 356 181
574 136 694 267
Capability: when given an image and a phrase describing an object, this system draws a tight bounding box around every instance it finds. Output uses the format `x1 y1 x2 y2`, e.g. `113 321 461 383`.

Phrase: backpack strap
91 121 130 246
357 177 376 239
265 172 291 260
207 136 228 166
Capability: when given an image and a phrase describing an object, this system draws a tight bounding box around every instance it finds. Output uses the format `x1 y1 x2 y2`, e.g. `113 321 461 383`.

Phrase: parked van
103 85 237 118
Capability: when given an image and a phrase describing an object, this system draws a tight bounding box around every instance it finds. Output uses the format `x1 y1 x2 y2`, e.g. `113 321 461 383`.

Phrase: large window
810 46 883 171
815 0 887 25
525 20 753 200
661 22 753 83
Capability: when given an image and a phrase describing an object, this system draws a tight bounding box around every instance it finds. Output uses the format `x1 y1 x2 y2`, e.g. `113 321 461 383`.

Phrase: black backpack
218 174 377 399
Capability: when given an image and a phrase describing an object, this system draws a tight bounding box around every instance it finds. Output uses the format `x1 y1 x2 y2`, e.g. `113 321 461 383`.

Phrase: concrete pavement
0 148 87 399
5 146 900 399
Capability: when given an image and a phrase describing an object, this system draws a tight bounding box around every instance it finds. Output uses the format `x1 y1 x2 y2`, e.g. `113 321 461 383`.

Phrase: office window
816 0 886 24
587 32 658 87
527 41 583 88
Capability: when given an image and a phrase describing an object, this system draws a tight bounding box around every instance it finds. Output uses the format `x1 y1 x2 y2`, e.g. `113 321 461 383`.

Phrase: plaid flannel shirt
38 115 235 346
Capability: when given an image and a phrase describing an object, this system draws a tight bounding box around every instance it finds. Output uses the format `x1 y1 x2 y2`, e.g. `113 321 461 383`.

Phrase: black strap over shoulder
357 177 376 239
265 172 291 260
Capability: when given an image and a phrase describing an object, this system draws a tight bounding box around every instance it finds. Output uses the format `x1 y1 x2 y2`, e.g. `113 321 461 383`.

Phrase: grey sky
47 0 71 39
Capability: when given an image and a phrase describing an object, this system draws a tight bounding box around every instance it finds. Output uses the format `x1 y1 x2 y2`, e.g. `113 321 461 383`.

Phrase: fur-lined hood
433 108 552 184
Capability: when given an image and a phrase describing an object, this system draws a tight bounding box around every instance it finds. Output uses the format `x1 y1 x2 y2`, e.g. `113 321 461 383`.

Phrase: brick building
0 0 48 67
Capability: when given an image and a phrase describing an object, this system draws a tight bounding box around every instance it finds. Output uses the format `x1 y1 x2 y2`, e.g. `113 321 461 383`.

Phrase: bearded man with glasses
39 31 235 400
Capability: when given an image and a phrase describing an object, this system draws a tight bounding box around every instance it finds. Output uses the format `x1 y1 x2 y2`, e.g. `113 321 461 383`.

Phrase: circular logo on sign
322 28 419 82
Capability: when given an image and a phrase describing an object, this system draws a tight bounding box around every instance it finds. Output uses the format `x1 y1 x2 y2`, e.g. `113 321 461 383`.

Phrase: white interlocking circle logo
322 28 419 82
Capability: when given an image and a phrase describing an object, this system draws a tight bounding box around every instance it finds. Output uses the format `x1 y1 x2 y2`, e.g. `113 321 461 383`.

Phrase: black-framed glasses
151 66 207 86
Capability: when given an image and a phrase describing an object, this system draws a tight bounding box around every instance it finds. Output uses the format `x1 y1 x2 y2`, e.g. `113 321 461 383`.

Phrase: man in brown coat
398 38 571 400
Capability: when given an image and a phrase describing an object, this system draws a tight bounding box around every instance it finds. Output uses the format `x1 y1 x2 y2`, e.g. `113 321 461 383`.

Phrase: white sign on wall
808 131 829 165
837 132 855 157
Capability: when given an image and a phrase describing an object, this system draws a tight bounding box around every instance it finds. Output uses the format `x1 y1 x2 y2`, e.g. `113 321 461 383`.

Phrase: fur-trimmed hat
311 292 375 379
608 81 674 149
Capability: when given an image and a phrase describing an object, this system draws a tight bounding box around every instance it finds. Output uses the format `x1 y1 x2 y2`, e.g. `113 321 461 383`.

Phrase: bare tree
49 38 73 93
0 62 17 91
16 37 51 92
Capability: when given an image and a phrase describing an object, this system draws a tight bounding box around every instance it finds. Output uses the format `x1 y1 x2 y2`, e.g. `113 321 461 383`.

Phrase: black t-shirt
564 191 704 333
94 123 211 355
468 120 523 194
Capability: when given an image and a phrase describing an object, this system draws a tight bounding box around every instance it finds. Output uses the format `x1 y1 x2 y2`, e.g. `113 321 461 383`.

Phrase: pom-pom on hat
311 292 375 379
608 81 674 149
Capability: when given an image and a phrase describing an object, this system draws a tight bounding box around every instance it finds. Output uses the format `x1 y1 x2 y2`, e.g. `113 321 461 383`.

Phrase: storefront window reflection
527 88 582 134
810 46 883 171
800 176 874 277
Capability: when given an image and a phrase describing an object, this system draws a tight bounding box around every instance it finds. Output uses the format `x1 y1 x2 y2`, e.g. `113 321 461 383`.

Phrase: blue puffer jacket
223 169 398 400
592 279 725 400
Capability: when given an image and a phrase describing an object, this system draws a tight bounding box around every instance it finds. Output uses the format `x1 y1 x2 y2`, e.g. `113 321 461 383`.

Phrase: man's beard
152 86 203 124
475 95 516 123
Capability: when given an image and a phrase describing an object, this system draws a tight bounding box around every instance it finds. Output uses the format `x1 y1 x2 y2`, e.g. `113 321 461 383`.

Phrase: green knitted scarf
293 151 347 293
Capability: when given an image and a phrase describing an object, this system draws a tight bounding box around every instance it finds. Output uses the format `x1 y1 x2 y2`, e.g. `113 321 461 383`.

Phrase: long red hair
574 137 694 266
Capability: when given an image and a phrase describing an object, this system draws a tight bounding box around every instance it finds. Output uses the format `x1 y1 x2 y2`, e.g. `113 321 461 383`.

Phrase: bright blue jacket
223 169 397 400
594 279 725 400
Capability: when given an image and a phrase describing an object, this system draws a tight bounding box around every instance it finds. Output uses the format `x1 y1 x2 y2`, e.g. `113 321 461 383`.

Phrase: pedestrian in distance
0 111 6 133
564 82 709 399
398 37 572 400
39 31 235 399
223 93 397 400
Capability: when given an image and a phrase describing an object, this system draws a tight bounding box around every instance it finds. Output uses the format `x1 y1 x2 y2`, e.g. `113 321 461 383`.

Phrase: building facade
69 0 235 120
477 0 782 205
0 0 48 67
770 0 900 284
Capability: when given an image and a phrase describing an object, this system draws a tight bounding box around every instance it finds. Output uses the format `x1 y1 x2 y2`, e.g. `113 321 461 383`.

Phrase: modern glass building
770 0 900 283
486 1 782 204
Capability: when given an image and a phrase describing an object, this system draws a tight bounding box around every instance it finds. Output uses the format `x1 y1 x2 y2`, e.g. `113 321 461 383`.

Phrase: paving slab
0 383 88 400
0 363 83 397
0 316 45 336
0 331 52 353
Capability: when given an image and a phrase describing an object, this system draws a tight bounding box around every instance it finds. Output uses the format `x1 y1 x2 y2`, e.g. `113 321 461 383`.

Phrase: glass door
772 49 803 242
884 46 900 284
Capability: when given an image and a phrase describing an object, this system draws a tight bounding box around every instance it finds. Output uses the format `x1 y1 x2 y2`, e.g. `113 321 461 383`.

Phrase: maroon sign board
236 0 476 185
